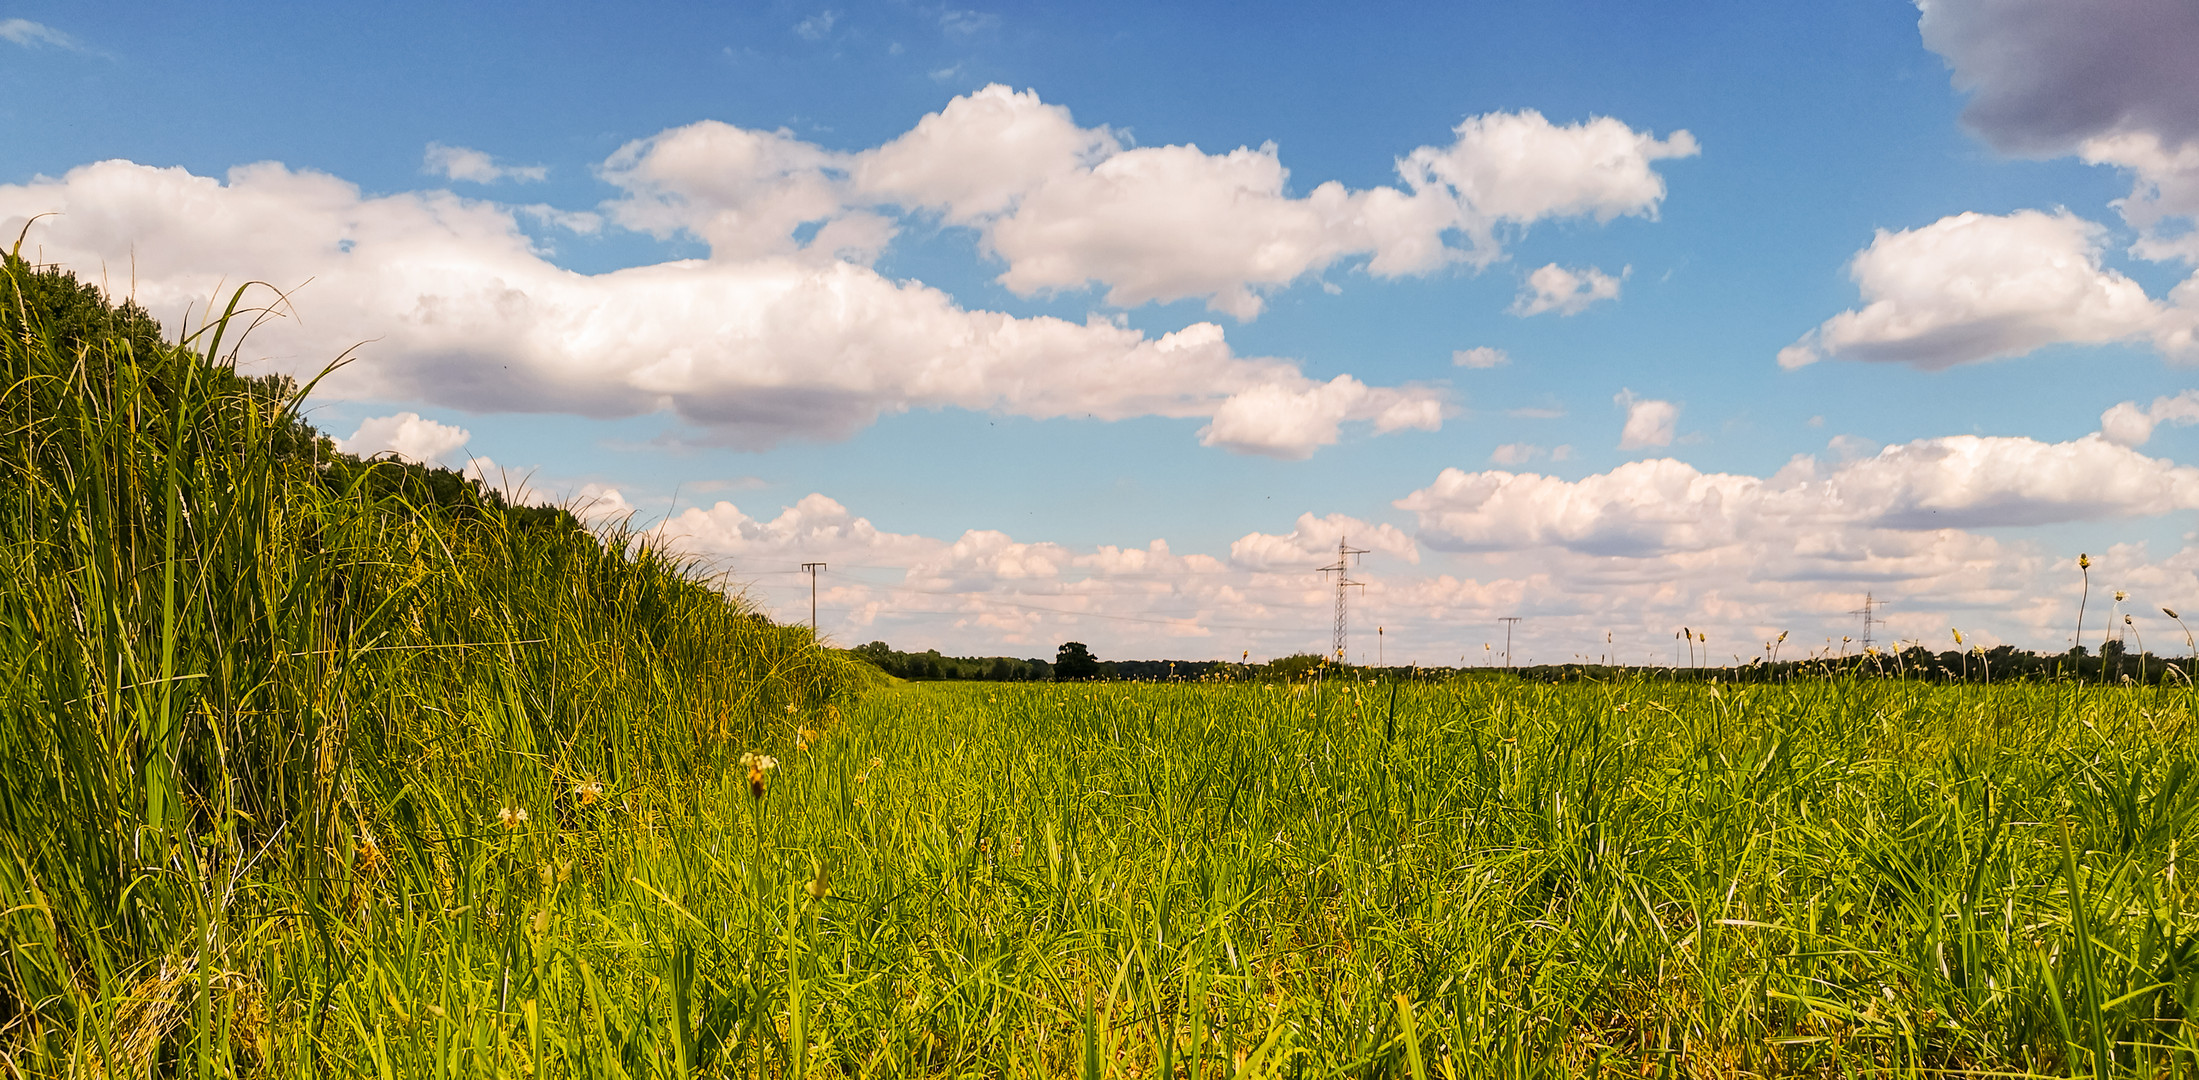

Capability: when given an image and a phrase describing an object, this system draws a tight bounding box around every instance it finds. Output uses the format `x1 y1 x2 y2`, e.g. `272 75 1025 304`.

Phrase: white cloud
1779 210 2192 369
0 158 1442 458
0 18 80 49
1452 345 1509 368
1398 433 2199 557
637 86 1694 320
1615 390 1677 450
335 412 471 464
423 143 549 184
1512 263 1624 316
2083 131 2199 264
794 10 838 40
1490 443 1541 465
1228 512 1419 568
1398 110 1698 257
602 121 891 263
2100 389 2199 446
1197 373 1443 459
637 465 2199 664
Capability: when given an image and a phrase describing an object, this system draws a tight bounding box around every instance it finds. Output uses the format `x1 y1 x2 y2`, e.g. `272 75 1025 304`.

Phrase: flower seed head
2080 553 2091 569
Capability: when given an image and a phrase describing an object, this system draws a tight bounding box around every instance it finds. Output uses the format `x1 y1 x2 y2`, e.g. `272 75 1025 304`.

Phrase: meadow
9 252 2199 1077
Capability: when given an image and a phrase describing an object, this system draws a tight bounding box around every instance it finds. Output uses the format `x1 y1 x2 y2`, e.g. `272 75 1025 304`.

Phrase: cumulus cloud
1453 346 1509 368
1196 373 1443 459
423 143 548 184
1512 263 1624 317
1229 512 1419 568
1779 210 2193 369
626 86 1696 319
1398 433 2199 557
0 158 1441 458
1921 0 2199 264
335 412 471 464
1615 390 1677 450
2101 389 2199 446
793 10 838 40
634 467 2199 664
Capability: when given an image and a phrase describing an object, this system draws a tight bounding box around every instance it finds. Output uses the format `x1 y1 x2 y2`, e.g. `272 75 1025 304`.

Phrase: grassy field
29 675 2199 1078
11 252 2199 1077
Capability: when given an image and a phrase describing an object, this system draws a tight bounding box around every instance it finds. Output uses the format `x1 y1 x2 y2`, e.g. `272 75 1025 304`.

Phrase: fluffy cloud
1399 111 1698 255
1398 433 2199 557
2101 389 2199 446
603 121 896 264
1512 263 1624 317
1779 210 2192 369
1921 0 2199 264
1615 390 1677 450
1452 346 1509 368
1229 512 1418 569
423 143 548 184
1197 373 1443 459
0 158 1440 457
619 86 1696 320
631 465 2199 664
335 412 471 464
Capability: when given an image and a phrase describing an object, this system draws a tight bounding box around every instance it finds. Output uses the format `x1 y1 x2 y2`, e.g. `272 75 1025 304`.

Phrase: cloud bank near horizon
468 429 2199 663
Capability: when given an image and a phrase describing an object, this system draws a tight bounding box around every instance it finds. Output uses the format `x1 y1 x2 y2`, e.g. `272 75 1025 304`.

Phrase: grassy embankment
9 252 2199 1077
0 254 868 1075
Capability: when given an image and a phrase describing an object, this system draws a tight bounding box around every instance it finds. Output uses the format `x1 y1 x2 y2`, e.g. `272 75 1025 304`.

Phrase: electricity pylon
1317 538 1369 663
1850 592 1881 652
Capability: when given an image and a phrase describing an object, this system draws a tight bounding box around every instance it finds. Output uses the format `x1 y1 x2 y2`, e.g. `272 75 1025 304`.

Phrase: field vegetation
7 252 2199 1077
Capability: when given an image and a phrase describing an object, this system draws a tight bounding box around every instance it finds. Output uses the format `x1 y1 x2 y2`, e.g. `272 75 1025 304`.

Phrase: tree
1054 641 1100 681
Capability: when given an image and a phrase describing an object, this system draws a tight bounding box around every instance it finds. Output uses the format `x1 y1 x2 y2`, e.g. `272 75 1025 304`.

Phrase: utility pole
1498 616 1523 670
801 562 826 640
1316 537 1370 663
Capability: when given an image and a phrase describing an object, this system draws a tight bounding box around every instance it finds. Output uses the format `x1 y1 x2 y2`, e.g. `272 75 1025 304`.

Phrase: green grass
12 251 2199 1076
35 675 2194 1078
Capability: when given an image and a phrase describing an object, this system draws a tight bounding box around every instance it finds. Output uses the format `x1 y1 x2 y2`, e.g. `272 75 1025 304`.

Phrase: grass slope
0 254 870 1075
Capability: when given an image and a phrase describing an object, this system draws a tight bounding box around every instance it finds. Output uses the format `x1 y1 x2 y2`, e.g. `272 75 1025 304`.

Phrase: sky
6 0 2199 666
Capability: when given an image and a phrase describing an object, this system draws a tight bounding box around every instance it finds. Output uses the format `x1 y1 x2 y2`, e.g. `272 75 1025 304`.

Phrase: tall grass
0 253 867 1074
9 250 2199 1077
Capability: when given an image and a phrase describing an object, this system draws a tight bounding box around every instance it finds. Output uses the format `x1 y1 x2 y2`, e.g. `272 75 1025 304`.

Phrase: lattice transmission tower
1850 592 1882 652
1317 537 1370 663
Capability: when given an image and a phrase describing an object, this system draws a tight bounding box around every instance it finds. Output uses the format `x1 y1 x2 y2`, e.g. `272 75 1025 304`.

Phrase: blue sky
8 1 2199 665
